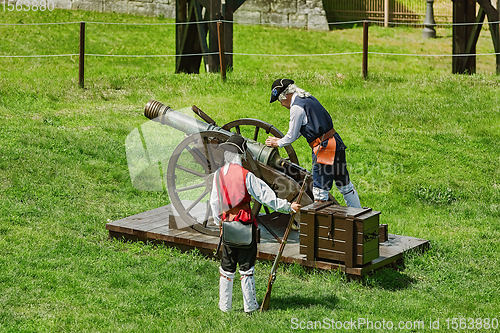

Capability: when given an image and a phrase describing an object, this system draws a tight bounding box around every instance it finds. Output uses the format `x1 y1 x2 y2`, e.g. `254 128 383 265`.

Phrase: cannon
141 100 339 237
111 100 430 276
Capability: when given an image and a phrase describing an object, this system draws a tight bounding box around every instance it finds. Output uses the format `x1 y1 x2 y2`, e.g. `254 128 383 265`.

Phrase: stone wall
235 0 328 30
49 0 328 30
51 0 176 18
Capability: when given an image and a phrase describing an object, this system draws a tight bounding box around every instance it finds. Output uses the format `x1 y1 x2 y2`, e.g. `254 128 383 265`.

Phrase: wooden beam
193 0 210 69
453 0 477 74
477 0 500 74
466 7 485 55
176 0 203 73
206 0 222 72
224 0 236 69
175 0 245 74
489 20 500 74
477 0 499 21
175 0 188 73
197 0 210 9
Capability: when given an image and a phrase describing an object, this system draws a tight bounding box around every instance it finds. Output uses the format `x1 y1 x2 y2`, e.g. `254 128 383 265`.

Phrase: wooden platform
106 205 429 276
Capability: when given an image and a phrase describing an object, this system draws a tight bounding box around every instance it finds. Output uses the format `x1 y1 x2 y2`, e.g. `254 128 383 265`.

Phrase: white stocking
239 266 259 313
219 267 235 312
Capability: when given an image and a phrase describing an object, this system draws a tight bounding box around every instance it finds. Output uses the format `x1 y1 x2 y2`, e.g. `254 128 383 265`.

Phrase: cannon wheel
167 131 262 236
222 118 299 165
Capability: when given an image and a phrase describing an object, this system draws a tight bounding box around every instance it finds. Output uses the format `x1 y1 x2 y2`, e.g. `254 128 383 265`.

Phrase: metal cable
0 54 78 58
0 22 80 26
2 51 499 59
228 52 363 57
1 18 499 59
222 19 500 27
362 19 500 27
85 52 219 57
0 20 220 26
369 51 500 57
87 20 221 25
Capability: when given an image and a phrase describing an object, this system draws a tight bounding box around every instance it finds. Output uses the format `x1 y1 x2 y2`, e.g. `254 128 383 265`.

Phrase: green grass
1 8 500 333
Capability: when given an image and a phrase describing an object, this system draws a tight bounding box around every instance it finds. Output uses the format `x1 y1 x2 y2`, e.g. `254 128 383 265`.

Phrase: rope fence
228 52 500 57
2 18 499 27
3 51 499 58
1 18 499 27
1 19 499 85
0 54 78 58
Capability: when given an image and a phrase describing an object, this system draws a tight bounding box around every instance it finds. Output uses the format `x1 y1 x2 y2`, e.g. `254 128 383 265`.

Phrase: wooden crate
300 202 381 268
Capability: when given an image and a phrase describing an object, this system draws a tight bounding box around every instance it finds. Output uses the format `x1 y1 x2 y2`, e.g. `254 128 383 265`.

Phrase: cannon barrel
145 100 283 169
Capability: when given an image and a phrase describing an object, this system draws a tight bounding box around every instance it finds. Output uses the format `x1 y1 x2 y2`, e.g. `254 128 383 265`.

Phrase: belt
309 129 336 148
223 203 251 220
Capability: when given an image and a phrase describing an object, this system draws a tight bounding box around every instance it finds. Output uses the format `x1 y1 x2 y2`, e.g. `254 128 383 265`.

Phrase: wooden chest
299 202 381 267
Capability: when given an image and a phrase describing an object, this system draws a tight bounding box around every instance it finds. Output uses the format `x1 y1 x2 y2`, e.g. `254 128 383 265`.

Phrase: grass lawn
1 8 499 333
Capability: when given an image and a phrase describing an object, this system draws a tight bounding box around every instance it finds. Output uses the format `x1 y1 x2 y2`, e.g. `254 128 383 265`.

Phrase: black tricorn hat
270 78 294 103
220 134 247 154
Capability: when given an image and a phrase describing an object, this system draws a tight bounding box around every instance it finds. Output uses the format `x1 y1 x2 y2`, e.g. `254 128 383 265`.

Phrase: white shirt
210 160 293 226
277 93 308 147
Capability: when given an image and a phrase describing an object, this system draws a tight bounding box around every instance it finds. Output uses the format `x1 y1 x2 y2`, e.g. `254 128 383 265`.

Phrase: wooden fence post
79 22 85 88
217 21 226 81
362 21 369 79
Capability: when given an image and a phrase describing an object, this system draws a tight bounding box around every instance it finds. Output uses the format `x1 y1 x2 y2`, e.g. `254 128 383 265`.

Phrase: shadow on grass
362 267 416 291
266 294 338 310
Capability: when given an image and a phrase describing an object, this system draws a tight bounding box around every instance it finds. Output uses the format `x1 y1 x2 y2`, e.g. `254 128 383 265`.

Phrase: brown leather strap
223 203 251 221
309 128 336 148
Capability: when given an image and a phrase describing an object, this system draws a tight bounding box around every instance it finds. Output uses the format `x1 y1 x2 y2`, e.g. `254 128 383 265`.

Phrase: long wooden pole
79 22 85 88
217 21 226 81
260 175 309 312
362 21 369 80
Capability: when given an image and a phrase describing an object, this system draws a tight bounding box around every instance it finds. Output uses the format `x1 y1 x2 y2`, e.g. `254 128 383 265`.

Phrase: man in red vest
210 134 301 313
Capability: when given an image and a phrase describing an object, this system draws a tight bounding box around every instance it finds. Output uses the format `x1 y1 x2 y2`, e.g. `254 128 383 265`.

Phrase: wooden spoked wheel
166 131 261 236
222 118 300 165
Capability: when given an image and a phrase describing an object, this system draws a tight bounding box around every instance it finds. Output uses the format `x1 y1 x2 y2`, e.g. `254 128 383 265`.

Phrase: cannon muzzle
144 100 172 119
145 100 220 135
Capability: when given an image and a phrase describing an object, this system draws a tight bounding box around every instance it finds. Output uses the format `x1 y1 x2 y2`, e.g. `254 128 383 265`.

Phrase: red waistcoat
216 164 256 226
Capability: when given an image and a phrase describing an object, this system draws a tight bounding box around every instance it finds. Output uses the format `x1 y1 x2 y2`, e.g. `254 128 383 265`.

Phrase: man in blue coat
265 78 361 208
